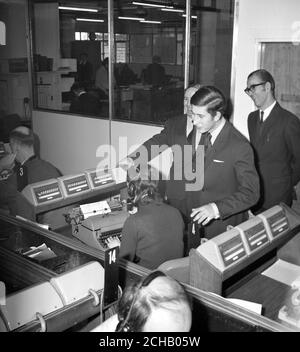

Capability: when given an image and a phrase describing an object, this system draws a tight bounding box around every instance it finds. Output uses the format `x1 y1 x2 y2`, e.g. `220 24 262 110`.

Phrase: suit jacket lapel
204 121 231 170
260 102 280 142
250 110 261 146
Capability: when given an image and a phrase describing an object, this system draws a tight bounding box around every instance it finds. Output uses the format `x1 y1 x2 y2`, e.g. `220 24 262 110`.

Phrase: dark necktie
199 132 212 153
258 110 264 135
260 110 264 124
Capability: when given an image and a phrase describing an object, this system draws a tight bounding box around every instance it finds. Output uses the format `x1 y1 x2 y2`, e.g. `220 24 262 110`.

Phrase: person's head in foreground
9 126 35 164
116 270 192 332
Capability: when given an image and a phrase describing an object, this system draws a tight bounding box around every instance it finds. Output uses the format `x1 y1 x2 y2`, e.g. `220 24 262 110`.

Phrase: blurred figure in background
95 58 112 99
143 55 166 87
77 52 93 89
70 82 101 116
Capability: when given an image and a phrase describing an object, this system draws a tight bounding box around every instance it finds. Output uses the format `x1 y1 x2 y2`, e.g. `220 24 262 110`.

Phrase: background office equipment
20 167 126 229
68 199 129 251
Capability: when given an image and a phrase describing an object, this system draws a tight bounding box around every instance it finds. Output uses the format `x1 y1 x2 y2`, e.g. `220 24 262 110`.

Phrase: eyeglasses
244 82 266 94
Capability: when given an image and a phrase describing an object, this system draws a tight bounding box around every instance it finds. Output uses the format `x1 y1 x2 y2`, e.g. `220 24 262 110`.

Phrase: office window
28 0 234 124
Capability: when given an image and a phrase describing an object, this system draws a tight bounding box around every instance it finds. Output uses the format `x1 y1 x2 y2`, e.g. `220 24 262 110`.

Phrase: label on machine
58 174 91 197
243 222 269 252
32 181 63 204
85 169 114 190
218 234 247 268
267 210 289 238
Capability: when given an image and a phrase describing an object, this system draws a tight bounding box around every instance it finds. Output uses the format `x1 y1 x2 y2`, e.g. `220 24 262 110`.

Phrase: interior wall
32 111 110 175
232 0 300 137
0 2 27 61
32 111 166 176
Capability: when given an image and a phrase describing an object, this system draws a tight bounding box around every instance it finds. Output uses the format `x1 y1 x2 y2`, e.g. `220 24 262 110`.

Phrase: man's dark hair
128 166 162 206
71 82 84 92
102 57 109 66
190 85 227 116
247 69 275 95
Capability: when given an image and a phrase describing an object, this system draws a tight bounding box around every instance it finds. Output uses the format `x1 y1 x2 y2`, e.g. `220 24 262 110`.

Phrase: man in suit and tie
188 86 259 239
120 84 201 223
246 69 300 213
121 85 259 239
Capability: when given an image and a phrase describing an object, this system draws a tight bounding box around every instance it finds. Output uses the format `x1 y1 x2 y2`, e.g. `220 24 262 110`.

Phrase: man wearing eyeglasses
246 69 300 213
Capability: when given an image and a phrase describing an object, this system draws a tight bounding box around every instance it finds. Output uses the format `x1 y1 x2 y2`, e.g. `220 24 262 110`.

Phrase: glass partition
0 0 234 126
28 0 234 124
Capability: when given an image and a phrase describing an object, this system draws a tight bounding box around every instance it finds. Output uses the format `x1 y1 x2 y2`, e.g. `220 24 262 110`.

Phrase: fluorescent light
140 20 162 24
118 16 145 21
132 1 166 8
76 18 104 22
58 6 98 13
182 14 198 19
161 8 184 13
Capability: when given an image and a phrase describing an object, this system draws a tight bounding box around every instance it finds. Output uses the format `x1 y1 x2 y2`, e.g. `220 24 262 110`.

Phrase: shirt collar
186 116 226 145
260 100 276 121
186 115 193 137
209 117 226 144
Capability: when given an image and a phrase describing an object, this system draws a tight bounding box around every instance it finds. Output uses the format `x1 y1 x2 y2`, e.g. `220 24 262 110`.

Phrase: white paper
262 259 300 286
80 200 111 219
111 167 127 184
227 298 262 315
208 292 262 315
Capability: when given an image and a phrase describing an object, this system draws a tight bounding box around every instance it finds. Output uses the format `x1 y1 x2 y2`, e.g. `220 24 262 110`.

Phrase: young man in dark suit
246 69 300 213
121 85 259 239
187 86 260 239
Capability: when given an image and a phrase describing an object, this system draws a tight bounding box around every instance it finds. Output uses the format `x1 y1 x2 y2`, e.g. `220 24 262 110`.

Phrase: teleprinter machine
72 210 129 251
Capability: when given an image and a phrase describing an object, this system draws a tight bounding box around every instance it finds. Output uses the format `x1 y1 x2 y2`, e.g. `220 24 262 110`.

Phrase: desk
24 182 126 230
32 182 126 218
227 274 291 322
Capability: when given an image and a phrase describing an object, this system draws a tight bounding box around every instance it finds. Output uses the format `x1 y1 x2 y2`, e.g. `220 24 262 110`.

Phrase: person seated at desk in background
0 126 61 220
95 57 116 99
142 55 166 87
77 52 93 89
91 270 192 332
69 82 102 116
115 63 138 86
106 166 185 270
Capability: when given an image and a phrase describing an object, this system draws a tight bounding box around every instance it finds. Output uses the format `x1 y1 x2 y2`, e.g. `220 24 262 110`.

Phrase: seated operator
0 126 61 219
70 82 102 116
143 55 166 87
106 166 185 269
91 270 192 332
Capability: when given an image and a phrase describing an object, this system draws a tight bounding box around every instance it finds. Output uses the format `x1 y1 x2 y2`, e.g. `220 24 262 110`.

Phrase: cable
99 285 123 324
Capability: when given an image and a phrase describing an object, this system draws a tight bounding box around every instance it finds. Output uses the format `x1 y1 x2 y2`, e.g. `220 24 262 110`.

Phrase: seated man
0 126 61 219
91 271 192 332
143 55 166 87
70 82 102 116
